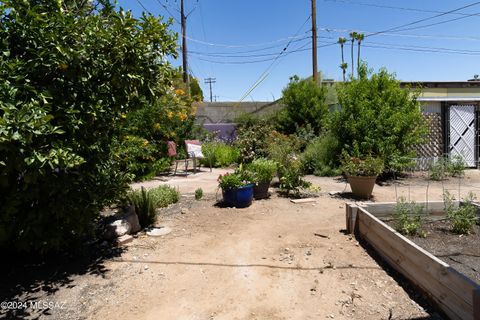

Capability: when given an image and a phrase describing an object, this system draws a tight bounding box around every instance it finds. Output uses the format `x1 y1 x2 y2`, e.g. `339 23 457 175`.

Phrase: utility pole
181 0 189 90
213 95 219 102
204 77 216 102
311 0 318 83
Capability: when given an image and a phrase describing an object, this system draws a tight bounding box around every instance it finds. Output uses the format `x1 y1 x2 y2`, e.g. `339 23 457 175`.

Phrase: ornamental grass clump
127 185 179 228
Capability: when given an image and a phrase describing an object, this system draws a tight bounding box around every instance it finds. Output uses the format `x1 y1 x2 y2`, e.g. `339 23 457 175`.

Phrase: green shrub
0 1 177 253
393 198 424 236
279 159 311 196
266 131 301 168
195 188 203 200
218 172 251 189
444 191 477 234
446 155 466 177
429 156 466 181
235 115 274 163
246 158 277 183
201 142 239 168
149 185 179 208
428 158 448 181
330 64 427 171
113 136 170 181
340 149 384 177
301 133 341 176
276 75 331 136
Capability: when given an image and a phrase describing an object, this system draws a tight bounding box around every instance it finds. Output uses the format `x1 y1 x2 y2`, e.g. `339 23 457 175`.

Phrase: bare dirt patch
9 170 480 319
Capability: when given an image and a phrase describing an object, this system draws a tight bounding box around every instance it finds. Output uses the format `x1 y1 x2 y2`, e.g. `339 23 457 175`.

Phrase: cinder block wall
194 101 282 124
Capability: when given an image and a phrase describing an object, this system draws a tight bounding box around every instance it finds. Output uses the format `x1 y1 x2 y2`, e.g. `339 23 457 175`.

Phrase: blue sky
117 0 480 101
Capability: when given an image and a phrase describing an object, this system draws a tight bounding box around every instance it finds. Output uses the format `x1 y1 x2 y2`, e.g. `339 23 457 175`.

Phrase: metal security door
449 105 476 167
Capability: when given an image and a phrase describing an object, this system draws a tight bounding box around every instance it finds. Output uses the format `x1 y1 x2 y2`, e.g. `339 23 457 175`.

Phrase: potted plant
341 151 384 199
246 158 277 199
218 172 254 208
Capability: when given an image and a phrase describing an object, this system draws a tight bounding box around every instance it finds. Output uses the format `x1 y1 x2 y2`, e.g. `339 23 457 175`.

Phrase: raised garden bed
346 201 480 320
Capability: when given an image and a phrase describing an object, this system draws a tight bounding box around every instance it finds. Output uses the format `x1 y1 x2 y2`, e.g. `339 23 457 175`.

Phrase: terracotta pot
347 175 377 199
253 180 271 200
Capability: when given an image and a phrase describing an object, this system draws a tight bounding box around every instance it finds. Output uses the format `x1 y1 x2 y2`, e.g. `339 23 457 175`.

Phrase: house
401 81 480 168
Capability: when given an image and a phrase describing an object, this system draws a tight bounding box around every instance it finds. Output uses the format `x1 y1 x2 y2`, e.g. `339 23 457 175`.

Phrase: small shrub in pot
246 158 277 199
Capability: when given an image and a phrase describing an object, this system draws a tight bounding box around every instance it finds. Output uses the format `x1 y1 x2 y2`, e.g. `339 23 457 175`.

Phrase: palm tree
340 63 348 81
356 33 365 78
349 31 358 78
338 37 347 81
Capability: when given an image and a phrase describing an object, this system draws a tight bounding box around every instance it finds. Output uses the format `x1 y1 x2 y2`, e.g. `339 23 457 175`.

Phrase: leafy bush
340 150 384 177
149 185 179 208
235 114 274 163
0 1 178 253
428 158 448 181
429 156 466 181
276 75 331 136
113 136 170 181
246 158 277 183
218 172 251 189
201 142 240 168
266 131 301 168
330 64 426 171
393 198 424 236
195 188 203 200
301 133 341 176
447 155 466 177
279 159 311 196
444 191 477 234
127 185 178 228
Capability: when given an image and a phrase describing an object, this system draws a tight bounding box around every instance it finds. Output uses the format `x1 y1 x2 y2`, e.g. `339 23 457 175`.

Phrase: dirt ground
407 221 480 285
4 170 480 320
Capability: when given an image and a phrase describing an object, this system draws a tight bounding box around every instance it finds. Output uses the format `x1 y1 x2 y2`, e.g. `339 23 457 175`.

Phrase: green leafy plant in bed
444 191 477 235
393 198 425 236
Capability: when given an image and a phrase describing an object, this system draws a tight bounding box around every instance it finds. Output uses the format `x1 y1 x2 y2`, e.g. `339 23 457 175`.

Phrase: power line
185 33 309 48
136 0 150 13
319 27 480 42
391 11 480 33
236 15 312 103
324 0 480 17
189 37 310 57
154 0 180 24
366 1 480 38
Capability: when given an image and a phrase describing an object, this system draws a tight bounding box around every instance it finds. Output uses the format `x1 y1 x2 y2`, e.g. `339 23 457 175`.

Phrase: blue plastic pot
222 184 254 208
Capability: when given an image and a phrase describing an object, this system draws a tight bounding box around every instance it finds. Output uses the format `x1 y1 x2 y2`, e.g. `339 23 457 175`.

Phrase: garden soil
7 170 480 320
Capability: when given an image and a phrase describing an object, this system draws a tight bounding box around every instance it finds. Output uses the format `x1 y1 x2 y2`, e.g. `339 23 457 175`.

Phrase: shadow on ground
0 242 124 320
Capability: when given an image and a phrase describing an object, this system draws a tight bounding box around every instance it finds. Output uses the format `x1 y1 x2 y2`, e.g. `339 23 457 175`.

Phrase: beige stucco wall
419 87 480 99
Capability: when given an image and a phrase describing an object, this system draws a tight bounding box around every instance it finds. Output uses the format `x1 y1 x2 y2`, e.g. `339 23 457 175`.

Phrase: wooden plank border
474 288 480 320
346 202 480 320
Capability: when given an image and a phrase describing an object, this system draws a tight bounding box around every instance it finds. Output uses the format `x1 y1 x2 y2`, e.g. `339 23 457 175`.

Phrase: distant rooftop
400 81 480 88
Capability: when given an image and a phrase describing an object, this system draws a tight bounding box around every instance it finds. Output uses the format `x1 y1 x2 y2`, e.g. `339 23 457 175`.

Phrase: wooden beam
290 198 317 204
474 289 480 320
355 206 479 320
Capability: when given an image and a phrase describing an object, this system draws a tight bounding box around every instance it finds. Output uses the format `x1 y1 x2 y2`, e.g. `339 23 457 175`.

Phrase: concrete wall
194 101 282 124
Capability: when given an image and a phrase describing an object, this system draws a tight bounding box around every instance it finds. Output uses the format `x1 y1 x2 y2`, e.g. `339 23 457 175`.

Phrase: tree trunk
357 41 361 78
351 40 354 78
341 44 346 82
